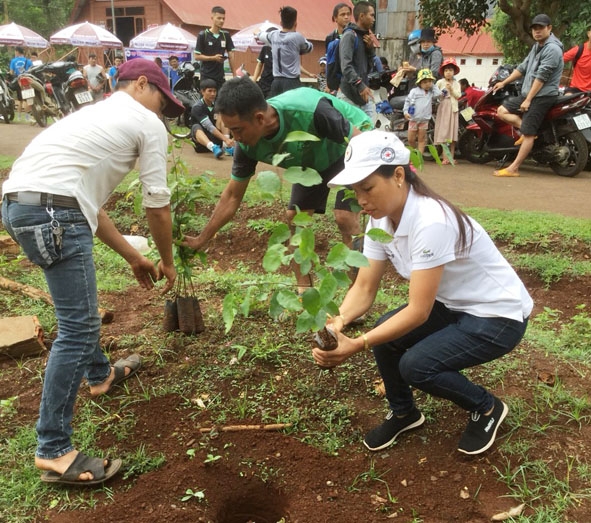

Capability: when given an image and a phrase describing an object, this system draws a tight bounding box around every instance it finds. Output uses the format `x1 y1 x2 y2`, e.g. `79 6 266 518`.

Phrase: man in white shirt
83 53 106 102
2 58 183 487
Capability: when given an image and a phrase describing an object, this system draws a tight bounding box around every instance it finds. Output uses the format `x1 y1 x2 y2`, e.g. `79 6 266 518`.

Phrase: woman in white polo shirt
312 130 533 456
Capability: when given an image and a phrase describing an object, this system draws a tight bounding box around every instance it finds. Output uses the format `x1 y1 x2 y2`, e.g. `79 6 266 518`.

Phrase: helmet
439 57 460 76
488 64 514 87
180 61 195 78
416 68 435 84
407 29 421 46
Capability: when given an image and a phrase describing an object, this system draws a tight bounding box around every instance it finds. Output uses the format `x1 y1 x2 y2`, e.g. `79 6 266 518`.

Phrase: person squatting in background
190 78 235 159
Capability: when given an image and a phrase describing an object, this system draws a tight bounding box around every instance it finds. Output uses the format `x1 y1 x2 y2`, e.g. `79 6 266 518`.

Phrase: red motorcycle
459 65 591 177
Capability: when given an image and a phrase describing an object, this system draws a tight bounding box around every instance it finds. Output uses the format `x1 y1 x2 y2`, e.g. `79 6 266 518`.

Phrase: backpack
325 28 358 91
573 43 585 69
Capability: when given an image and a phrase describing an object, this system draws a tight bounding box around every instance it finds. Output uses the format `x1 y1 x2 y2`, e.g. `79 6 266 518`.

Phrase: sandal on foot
109 353 142 391
40 452 122 486
493 168 520 177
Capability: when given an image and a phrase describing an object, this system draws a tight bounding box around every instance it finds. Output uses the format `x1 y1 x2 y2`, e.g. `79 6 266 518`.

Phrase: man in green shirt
184 77 372 291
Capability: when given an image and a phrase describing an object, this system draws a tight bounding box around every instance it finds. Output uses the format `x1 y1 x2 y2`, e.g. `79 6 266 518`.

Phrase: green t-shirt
231 88 373 180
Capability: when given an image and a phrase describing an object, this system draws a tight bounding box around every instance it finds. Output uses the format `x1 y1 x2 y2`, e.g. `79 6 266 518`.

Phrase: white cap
328 131 411 188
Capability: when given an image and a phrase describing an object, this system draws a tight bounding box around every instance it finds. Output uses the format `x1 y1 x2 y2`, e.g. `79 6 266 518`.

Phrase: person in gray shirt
338 1 378 121
260 6 313 97
491 14 563 177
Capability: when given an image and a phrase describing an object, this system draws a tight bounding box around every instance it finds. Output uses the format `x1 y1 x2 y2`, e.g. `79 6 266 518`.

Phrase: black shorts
191 123 222 152
502 94 557 136
288 157 358 214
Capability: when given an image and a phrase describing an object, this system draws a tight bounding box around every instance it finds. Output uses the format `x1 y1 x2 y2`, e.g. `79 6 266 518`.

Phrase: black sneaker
458 396 508 455
364 407 425 451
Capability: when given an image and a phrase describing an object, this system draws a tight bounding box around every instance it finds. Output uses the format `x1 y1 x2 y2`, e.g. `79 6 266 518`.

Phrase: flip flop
40 452 122 486
109 353 142 391
493 168 520 177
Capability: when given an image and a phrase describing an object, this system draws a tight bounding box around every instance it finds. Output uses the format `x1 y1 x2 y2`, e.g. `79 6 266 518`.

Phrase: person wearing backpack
563 25 591 93
338 1 378 121
324 3 352 94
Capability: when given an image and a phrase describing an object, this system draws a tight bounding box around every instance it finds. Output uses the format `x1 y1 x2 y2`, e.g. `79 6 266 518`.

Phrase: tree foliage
419 0 591 68
419 0 589 45
3 0 75 38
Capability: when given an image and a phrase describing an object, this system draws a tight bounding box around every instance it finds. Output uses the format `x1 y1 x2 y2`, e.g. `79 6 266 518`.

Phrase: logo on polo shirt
420 248 434 259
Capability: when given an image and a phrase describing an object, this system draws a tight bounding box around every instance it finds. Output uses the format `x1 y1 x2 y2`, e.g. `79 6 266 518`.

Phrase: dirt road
1 120 590 219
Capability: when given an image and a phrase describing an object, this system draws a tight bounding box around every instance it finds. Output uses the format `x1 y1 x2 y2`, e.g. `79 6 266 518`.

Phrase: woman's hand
311 331 363 368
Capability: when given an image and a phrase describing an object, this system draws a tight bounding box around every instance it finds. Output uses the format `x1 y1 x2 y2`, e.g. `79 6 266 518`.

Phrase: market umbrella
232 21 279 52
129 23 197 51
50 21 122 48
0 22 48 48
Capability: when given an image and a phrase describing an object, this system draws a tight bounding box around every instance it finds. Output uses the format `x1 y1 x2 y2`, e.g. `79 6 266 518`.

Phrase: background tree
419 1 591 69
1 0 74 69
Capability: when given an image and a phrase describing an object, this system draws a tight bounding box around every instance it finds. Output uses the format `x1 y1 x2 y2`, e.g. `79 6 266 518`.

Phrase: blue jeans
373 300 528 416
2 198 110 459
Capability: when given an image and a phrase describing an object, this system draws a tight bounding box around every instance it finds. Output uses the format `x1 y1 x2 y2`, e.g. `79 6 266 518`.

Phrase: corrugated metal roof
437 28 502 57
163 0 340 41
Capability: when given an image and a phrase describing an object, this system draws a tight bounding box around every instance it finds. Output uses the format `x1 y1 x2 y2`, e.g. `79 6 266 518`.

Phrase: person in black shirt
194 6 236 88
253 45 274 98
190 78 235 158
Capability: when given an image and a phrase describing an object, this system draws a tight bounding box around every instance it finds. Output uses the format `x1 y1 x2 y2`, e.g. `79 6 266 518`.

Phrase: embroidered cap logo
381 147 395 163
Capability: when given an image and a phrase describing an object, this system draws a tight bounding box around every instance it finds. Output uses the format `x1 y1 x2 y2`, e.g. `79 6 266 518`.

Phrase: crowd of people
1 3 588 488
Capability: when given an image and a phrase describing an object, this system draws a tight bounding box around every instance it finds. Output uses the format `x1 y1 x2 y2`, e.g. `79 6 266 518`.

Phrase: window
460 58 466 65
492 58 499 65
476 59 482 65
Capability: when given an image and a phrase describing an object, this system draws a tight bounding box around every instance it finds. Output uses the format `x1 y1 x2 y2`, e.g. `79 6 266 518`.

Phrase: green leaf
333 270 352 288
272 152 291 166
269 292 283 319
292 211 314 227
222 293 237 333
301 287 322 316
318 273 338 305
427 144 441 163
324 301 341 317
268 223 291 246
409 148 424 170
326 243 349 269
283 130 321 143
298 228 316 258
276 289 303 312
263 243 287 272
283 166 323 187
367 228 393 243
295 311 316 334
255 170 282 195
346 250 369 268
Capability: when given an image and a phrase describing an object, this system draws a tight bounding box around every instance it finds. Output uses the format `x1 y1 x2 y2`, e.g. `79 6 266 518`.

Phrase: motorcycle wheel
31 98 48 128
164 113 192 139
549 131 589 177
0 101 9 124
458 129 492 164
389 117 437 161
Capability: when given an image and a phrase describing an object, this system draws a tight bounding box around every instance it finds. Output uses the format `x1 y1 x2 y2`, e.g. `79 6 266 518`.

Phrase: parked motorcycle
63 69 93 111
0 68 16 124
18 63 63 127
459 65 591 177
164 62 201 139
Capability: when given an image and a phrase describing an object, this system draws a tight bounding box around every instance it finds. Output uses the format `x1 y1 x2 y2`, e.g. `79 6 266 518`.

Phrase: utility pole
110 0 116 35
3 0 9 24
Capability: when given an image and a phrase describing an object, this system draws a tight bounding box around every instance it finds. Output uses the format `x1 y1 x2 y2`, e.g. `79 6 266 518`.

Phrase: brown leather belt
6 191 80 209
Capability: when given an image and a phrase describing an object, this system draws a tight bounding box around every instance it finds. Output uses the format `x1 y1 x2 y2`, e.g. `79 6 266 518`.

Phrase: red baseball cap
117 58 184 118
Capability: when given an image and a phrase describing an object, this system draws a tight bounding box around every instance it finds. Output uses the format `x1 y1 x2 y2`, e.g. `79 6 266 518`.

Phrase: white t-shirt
363 188 533 322
2 91 170 234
